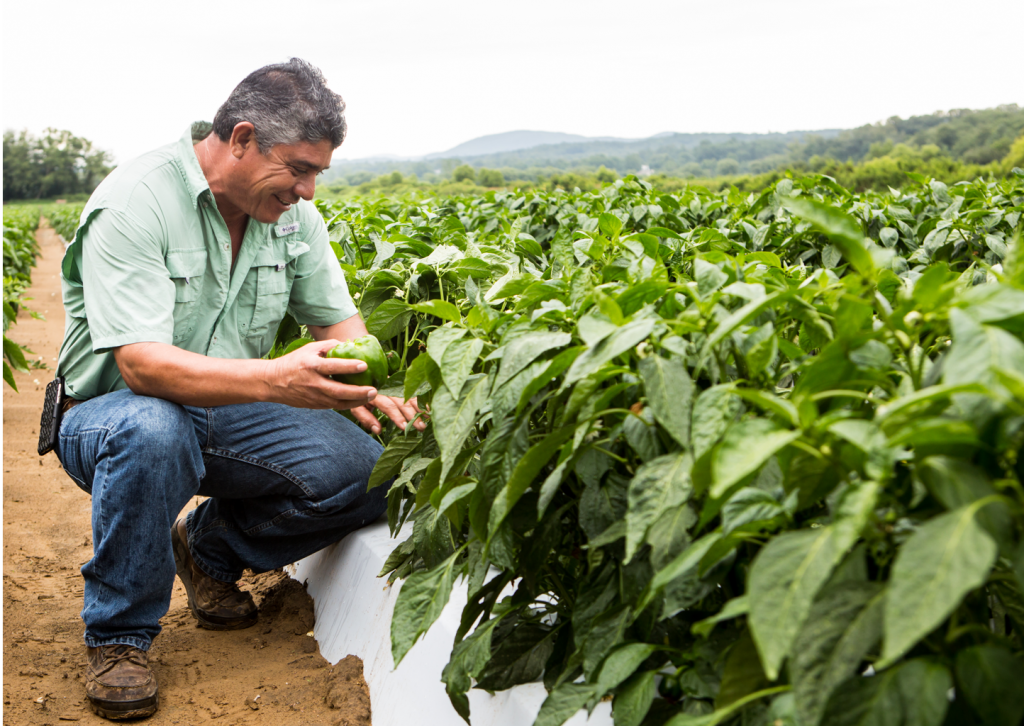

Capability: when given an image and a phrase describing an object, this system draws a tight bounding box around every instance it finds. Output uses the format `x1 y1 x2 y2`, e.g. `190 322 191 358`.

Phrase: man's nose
295 174 316 201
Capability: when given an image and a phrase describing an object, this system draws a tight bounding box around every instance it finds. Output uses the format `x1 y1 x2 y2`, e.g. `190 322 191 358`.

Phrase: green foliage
477 169 505 188
299 171 1024 726
3 129 112 201
44 203 85 242
453 165 477 183
3 208 43 390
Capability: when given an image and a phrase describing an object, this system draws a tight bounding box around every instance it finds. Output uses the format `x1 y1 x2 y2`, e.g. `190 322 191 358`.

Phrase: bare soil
3 225 372 726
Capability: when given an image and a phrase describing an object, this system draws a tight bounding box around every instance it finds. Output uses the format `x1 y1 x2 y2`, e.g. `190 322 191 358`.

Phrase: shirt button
223 244 229 250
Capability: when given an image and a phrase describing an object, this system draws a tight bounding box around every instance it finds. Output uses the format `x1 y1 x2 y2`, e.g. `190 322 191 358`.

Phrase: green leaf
431 376 489 483
791 581 884 726
600 212 623 238
625 453 693 562
875 382 987 429
612 670 657 726
437 482 477 516
410 299 461 323
955 645 1024 726
748 527 846 680
390 552 459 666
639 531 723 613
820 659 951 726
943 308 1024 391
475 621 557 688
441 616 502 723
638 354 694 447
494 330 572 392
427 326 468 367
733 388 799 429
488 425 575 537
721 489 784 535
596 643 658 693
785 197 874 278
366 298 412 342
534 682 600 726
563 318 656 388
664 686 790 726
695 258 728 299
403 352 437 401
691 385 741 461
692 595 749 638
645 226 682 240
880 501 1000 667
3 334 29 372
440 336 484 399
717 629 770 708
3 361 18 391
711 419 800 499
367 434 423 491
700 290 788 359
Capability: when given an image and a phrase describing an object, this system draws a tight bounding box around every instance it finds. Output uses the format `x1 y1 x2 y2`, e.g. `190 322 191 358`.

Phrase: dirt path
3 225 371 725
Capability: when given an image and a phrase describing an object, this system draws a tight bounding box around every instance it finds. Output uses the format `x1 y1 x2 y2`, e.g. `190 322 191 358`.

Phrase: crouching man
53 58 421 720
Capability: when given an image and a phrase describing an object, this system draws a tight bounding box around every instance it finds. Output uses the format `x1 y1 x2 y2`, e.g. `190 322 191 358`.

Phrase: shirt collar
173 121 214 210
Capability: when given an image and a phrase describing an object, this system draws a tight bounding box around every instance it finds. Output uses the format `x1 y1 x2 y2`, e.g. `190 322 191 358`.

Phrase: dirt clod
326 656 372 725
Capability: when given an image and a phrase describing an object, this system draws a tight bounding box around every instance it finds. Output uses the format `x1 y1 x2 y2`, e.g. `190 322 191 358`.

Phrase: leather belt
62 397 82 414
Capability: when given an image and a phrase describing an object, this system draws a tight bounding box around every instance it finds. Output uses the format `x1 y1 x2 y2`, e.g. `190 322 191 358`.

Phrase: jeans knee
112 397 194 450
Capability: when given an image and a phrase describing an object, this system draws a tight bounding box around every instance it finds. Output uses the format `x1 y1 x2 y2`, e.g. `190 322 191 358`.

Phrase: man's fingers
348 405 381 434
371 395 412 431
397 400 425 431
324 379 377 404
315 355 369 378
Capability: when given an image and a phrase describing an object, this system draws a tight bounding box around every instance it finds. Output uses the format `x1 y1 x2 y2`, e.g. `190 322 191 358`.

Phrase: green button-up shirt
57 122 356 400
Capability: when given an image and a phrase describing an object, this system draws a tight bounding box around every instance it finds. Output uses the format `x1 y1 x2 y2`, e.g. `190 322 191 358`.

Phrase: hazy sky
3 0 1022 165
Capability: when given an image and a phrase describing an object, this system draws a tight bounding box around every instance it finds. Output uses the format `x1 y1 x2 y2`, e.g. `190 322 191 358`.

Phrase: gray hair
212 58 346 154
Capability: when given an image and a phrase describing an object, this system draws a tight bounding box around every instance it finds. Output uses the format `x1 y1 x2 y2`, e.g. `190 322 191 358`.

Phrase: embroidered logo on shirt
276 264 285 272
275 222 300 236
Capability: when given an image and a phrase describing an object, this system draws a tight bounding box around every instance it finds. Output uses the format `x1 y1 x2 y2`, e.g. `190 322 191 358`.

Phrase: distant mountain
426 130 631 159
322 106 1024 183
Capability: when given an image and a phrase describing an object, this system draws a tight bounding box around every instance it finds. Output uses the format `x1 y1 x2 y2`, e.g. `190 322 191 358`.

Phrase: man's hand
266 339 379 410
349 395 426 435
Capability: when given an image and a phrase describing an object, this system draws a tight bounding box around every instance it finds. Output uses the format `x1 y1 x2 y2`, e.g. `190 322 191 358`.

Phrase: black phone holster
38 376 67 456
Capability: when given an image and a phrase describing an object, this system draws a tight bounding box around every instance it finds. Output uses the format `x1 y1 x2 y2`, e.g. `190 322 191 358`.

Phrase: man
54 58 419 720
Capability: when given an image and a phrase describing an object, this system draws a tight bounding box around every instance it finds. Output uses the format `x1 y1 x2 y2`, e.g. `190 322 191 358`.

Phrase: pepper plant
3 207 45 390
283 171 1024 726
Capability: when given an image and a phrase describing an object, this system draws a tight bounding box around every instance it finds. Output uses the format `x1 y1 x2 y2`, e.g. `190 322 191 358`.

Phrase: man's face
232 138 333 224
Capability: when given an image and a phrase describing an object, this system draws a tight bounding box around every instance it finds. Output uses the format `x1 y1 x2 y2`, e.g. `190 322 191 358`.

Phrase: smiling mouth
275 195 297 208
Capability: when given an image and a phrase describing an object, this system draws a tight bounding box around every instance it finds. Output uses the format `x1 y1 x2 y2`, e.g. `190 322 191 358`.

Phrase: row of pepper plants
3 203 82 390
3 207 43 389
287 171 1024 726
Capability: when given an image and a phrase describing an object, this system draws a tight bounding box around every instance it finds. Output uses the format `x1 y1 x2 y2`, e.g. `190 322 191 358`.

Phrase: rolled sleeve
82 207 175 352
287 214 358 326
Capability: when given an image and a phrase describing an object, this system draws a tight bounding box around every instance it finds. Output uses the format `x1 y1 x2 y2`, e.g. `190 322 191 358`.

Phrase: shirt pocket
165 249 207 343
241 248 294 340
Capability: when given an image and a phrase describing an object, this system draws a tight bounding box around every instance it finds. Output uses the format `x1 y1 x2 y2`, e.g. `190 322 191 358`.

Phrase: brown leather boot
86 645 158 720
170 518 258 630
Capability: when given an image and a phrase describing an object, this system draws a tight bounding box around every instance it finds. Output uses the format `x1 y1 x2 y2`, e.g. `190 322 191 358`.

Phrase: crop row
3 208 43 390
267 172 1024 726
3 204 84 390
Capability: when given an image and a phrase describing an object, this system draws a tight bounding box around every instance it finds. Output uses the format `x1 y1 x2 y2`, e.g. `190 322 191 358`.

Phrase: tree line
3 129 112 202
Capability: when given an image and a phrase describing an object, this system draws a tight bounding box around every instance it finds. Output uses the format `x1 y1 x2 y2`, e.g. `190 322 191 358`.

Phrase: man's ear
229 123 257 160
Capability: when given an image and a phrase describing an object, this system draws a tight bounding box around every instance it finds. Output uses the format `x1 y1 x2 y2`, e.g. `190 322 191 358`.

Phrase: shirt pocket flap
165 250 207 303
250 250 289 295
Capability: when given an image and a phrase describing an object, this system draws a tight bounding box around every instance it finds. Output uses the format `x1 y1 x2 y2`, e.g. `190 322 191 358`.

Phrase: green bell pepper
326 335 388 388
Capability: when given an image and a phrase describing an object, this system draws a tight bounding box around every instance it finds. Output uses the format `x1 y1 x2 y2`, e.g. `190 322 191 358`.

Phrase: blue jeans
56 388 387 651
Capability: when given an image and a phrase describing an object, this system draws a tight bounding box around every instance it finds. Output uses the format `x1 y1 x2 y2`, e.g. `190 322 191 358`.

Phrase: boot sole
88 693 158 720
170 522 258 631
